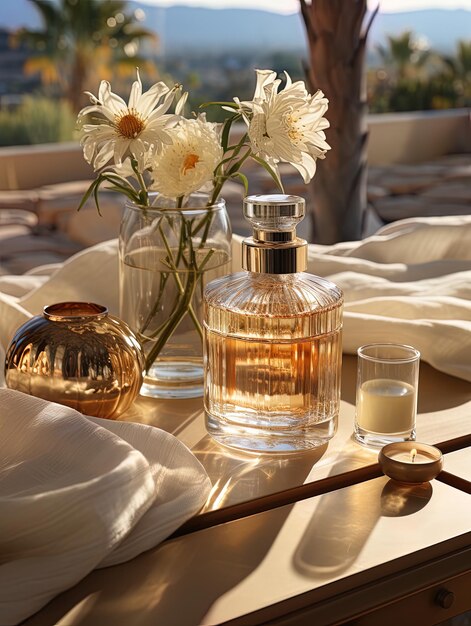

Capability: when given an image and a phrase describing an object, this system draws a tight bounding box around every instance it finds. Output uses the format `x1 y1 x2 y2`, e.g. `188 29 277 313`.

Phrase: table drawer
350 570 471 626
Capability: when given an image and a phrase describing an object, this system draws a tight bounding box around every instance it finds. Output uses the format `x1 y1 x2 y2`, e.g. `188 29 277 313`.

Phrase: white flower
150 116 223 199
77 70 181 171
239 69 331 183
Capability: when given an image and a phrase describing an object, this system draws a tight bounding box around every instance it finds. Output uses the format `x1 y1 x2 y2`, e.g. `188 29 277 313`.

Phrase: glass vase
119 193 231 399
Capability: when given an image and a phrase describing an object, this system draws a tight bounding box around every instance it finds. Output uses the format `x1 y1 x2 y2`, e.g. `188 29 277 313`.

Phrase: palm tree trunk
300 0 377 243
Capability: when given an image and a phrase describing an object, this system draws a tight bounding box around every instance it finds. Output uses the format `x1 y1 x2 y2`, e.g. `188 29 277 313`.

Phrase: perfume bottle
204 194 343 453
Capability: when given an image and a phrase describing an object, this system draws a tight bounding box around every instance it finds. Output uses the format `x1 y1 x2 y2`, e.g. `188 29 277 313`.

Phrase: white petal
143 128 173 146
300 111 325 125
94 142 115 170
175 91 188 116
138 81 171 118
286 80 308 95
129 139 148 172
128 70 142 110
248 113 268 149
307 132 331 152
98 81 112 103
99 81 126 115
313 89 327 101
291 152 317 183
253 69 277 101
82 123 114 135
271 78 282 98
146 103 178 124
78 105 115 124
146 89 178 122
84 91 100 104
82 141 95 164
316 117 330 130
114 138 131 165
274 137 303 163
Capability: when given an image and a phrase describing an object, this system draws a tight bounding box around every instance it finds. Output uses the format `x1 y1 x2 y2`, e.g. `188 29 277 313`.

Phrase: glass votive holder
354 343 420 448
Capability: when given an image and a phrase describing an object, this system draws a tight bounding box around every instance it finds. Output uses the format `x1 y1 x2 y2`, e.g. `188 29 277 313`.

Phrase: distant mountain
134 5 471 55
136 5 304 53
370 9 471 53
1 2 470 55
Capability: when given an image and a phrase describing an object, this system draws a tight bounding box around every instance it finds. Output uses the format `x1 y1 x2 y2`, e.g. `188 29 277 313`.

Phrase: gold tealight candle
378 442 443 484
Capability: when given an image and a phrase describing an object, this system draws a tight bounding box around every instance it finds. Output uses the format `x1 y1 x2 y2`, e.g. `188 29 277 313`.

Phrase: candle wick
411 448 417 463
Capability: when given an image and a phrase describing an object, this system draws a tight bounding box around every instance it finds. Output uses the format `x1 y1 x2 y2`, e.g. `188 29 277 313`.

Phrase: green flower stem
199 210 214 250
139 216 168 335
191 146 251 247
191 201 221 245
191 209 213 238
156 218 203 338
141 245 215 368
131 158 149 207
181 217 205 341
144 266 198 372
227 147 251 176
140 270 172 336
197 247 215 272
139 205 219 373
174 214 189 269
158 222 189 296
143 248 216 372
139 209 210 346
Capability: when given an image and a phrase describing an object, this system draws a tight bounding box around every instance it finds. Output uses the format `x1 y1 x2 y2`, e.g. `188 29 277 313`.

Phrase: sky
137 0 471 12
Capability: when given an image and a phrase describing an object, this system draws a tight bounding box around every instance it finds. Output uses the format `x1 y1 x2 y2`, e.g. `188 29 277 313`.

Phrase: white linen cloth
0 389 212 625
0 215 470 383
235 215 471 381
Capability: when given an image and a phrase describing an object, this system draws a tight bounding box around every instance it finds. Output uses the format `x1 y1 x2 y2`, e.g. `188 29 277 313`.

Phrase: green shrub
0 97 77 146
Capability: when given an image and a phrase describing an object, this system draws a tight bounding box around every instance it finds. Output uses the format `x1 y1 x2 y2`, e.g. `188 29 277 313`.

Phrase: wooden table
24 356 471 625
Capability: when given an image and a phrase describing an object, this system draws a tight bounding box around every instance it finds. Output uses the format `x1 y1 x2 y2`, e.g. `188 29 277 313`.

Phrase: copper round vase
4 302 144 419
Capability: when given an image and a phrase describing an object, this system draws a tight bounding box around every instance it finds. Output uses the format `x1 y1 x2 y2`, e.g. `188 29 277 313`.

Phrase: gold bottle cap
242 194 308 274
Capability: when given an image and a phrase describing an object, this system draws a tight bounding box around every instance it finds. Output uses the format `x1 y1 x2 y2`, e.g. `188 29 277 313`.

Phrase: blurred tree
13 0 157 111
369 37 469 112
442 40 471 105
377 31 431 81
300 0 377 244
387 75 458 111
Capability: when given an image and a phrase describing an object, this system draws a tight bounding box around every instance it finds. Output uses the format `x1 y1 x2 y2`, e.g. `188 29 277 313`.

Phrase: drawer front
351 570 471 626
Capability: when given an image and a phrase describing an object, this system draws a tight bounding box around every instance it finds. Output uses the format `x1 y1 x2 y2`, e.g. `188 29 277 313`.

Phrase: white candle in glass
357 378 416 434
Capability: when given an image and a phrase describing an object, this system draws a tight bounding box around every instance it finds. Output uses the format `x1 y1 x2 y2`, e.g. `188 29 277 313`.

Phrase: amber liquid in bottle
204 273 343 452
204 194 343 453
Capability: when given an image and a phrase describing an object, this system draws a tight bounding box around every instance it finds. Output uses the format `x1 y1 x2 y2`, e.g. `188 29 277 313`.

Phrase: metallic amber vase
4 302 144 419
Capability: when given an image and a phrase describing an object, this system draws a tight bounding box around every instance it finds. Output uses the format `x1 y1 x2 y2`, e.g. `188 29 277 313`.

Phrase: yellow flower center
286 113 303 143
182 153 200 174
115 109 145 139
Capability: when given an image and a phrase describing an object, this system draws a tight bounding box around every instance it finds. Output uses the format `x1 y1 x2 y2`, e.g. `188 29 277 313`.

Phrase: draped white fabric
234 215 471 382
0 216 470 384
0 390 211 625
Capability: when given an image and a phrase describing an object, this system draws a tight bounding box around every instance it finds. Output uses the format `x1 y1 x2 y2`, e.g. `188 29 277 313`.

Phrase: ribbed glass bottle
204 195 343 453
